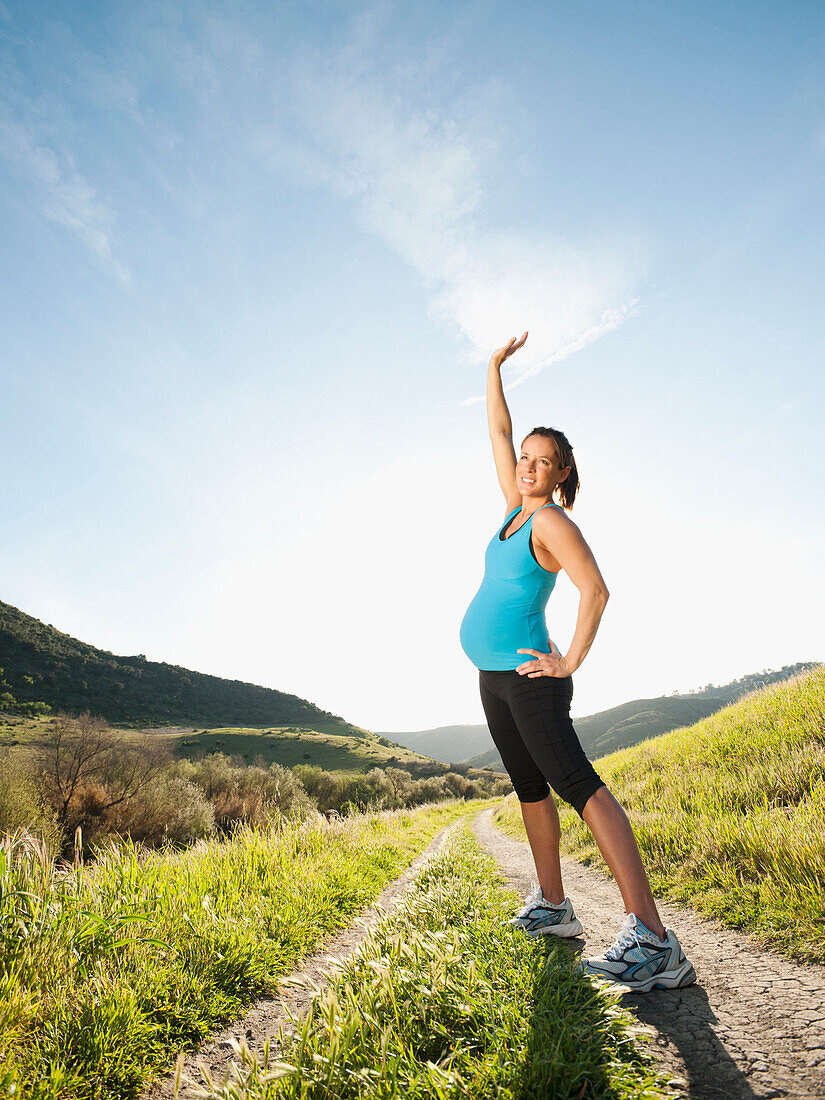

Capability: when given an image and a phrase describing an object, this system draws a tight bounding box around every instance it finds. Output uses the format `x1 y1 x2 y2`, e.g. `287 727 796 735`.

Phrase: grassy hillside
0 712 494 793
0 599 363 734
494 665 825 963
167 724 439 772
570 662 819 757
455 662 818 770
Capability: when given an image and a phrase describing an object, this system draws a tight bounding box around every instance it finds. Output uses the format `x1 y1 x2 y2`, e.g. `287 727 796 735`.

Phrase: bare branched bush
39 712 170 847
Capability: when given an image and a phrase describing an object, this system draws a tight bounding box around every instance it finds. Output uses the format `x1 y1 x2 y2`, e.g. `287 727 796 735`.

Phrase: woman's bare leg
581 785 666 939
520 794 565 904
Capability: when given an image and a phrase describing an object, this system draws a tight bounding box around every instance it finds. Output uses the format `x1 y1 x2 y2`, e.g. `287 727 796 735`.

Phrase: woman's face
517 435 569 497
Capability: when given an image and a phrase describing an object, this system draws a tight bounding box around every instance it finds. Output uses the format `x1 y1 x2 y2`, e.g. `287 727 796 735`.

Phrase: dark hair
521 426 579 510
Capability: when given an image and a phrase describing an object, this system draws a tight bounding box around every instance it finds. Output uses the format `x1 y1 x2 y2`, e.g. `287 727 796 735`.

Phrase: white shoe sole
585 958 696 992
521 917 584 939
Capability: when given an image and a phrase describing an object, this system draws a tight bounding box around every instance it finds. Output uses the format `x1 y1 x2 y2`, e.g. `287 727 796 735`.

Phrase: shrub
0 748 62 853
179 754 313 828
38 712 168 837
99 774 215 846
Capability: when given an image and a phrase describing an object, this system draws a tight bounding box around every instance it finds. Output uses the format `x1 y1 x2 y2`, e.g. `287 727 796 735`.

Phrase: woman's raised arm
487 332 528 507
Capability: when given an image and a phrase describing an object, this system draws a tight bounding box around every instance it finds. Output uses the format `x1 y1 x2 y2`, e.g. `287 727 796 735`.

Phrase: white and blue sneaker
507 882 584 938
580 913 696 993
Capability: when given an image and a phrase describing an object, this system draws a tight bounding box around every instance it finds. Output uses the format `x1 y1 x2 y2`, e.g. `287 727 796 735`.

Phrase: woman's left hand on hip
515 640 572 678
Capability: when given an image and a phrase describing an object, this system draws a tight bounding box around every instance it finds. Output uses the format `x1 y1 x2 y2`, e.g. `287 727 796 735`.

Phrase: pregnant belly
460 590 548 670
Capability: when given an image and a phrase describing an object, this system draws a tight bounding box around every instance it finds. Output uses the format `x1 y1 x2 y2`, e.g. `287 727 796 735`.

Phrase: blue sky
1 0 823 732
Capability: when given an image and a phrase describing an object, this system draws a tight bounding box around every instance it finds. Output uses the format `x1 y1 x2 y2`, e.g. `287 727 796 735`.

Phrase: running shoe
580 913 696 992
507 882 584 938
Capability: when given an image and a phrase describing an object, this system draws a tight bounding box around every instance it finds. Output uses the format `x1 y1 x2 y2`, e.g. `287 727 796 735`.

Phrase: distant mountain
0 599 363 733
373 724 489 765
384 663 821 769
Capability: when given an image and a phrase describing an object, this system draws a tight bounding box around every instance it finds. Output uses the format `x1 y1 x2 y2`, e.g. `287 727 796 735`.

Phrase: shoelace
603 916 642 961
516 881 544 916
517 883 570 919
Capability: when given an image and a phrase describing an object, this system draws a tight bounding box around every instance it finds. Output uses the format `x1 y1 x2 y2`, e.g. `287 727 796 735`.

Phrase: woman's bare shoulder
532 505 582 546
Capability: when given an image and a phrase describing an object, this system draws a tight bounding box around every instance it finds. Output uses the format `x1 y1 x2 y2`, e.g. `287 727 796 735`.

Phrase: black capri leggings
479 670 605 817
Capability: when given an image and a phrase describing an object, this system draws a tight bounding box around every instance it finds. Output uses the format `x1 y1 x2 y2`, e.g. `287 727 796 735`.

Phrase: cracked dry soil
473 807 825 1100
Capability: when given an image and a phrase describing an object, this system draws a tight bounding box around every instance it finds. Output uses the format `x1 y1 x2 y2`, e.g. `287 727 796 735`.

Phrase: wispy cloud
0 107 130 286
0 1 641 340
261 21 644 397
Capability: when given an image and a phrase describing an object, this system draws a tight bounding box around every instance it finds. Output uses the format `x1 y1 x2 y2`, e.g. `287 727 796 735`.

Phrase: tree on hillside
39 711 168 828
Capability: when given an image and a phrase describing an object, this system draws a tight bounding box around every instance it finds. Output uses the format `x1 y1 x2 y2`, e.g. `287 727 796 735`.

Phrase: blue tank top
459 503 561 671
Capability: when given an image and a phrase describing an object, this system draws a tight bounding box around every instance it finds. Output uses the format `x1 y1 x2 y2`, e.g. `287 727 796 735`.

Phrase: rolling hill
0 598 363 733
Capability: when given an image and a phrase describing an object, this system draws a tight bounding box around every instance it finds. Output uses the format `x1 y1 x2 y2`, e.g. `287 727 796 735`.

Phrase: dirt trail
142 823 454 1099
473 807 825 1100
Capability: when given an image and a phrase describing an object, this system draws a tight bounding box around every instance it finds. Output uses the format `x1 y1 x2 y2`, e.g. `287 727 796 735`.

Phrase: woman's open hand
491 332 528 367
515 640 573 678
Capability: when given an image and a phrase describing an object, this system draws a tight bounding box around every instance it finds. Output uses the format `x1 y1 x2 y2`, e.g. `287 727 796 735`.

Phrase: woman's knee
514 777 551 803
556 775 607 819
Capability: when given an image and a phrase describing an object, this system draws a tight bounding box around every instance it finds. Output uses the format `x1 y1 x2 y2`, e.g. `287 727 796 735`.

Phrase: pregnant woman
460 332 695 992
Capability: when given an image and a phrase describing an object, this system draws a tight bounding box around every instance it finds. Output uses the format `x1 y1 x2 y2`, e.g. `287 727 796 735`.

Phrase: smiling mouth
520 477 536 485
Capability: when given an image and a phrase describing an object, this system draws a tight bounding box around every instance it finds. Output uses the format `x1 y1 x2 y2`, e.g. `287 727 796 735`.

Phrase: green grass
171 725 435 772
193 820 668 1100
0 799 496 1099
494 666 825 963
